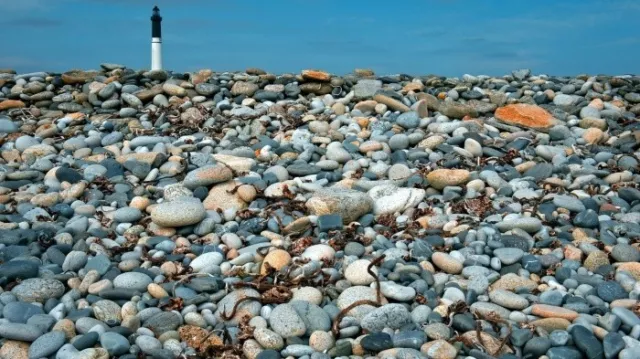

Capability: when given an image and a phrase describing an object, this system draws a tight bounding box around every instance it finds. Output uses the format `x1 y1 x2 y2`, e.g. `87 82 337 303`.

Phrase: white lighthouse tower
150 6 163 71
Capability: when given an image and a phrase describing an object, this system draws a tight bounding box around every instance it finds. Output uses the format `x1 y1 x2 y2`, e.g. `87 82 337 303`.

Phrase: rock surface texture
0 66 639 358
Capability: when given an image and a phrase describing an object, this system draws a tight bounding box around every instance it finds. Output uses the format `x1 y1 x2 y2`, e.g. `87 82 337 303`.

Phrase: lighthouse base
151 37 162 71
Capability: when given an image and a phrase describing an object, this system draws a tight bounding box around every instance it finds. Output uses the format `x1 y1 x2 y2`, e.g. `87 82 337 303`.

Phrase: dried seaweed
331 254 385 338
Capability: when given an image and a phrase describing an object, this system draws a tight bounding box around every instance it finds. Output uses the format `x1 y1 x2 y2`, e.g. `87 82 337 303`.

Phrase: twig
368 254 385 304
220 296 261 321
331 255 386 339
331 299 381 337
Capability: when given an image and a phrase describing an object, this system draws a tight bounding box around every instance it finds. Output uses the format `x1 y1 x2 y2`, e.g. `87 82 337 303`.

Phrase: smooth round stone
443 287 465 303
393 331 426 350
574 209 599 228
256 349 281 359
379 281 416 301
2 301 44 323
113 272 153 292
596 282 628 302
29 330 66 359
467 275 490 294
424 322 451 340
253 327 284 350
540 291 564 306
151 199 206 227
62 251 88 272
92 300 122 324
0 323 43 341
112 207 142 223
0 253 40 277
136 335 162 353
337 286 384 320
547 347 583 359
389 134 409 150
56 166 83 183
571 325 604 359
301 244 335 262
489 289 529 310
493 248 524 265
431 252 463 274
11 278 65 303
15 136 40 151
143 312 182 336
610 244 640 262
361 304 411 332
309 330 335 352
344 242 365 257
361 332 393 352
100 332 130 356
268 304 306 338
603 332 625 359
524 337 551 358
344 259 377 285
510 328 533 346
189 251 224 272
464 138 482 157
549 330 570 346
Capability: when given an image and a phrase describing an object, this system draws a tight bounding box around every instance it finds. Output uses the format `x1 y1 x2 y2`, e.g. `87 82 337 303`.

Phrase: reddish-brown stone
0 99 25 111
301 70 331 82
495 104 554 129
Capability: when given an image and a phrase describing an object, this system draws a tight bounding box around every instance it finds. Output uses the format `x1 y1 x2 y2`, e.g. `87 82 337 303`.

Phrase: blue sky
0 0 638 76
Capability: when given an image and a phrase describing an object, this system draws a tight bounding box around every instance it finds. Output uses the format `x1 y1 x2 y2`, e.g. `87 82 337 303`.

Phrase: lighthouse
150 6 163 71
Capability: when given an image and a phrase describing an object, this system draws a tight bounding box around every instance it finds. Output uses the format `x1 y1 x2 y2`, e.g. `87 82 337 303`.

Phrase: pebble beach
1 65 640 359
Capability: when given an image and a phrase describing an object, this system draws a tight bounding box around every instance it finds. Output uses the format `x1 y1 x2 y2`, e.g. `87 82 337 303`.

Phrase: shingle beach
1 66 640 359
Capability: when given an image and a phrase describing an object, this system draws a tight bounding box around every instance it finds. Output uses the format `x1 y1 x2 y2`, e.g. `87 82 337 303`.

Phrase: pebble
113 272 153 292
151 198 206 227
0 66 637 358
431 252 463 274
11 278 65 303
268 303 306 338
100 332 130 356
29 330 66 359
344 259 377 285
361 304 411 332
489 289 529 309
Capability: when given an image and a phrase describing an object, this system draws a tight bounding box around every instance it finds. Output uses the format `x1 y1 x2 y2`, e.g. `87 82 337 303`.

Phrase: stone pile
0 65 640 359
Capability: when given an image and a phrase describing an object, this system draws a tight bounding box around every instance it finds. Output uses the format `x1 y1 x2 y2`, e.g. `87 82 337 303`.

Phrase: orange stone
495 104 554 129
572 228 591 242
302 70 331 82
611 99 625 108
592 325 608 340
589 98 604 110
0 340 29 359
355 117 370 128
0 99 25 111
617 262 640 280
437 92 447 100
104 75 119 84
610 299 638 308
563 245 582 261
416 215 431 229
402 82 424 93
260 249 292 274
531 304 579 321
583 127 604 144
192 69 213 84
